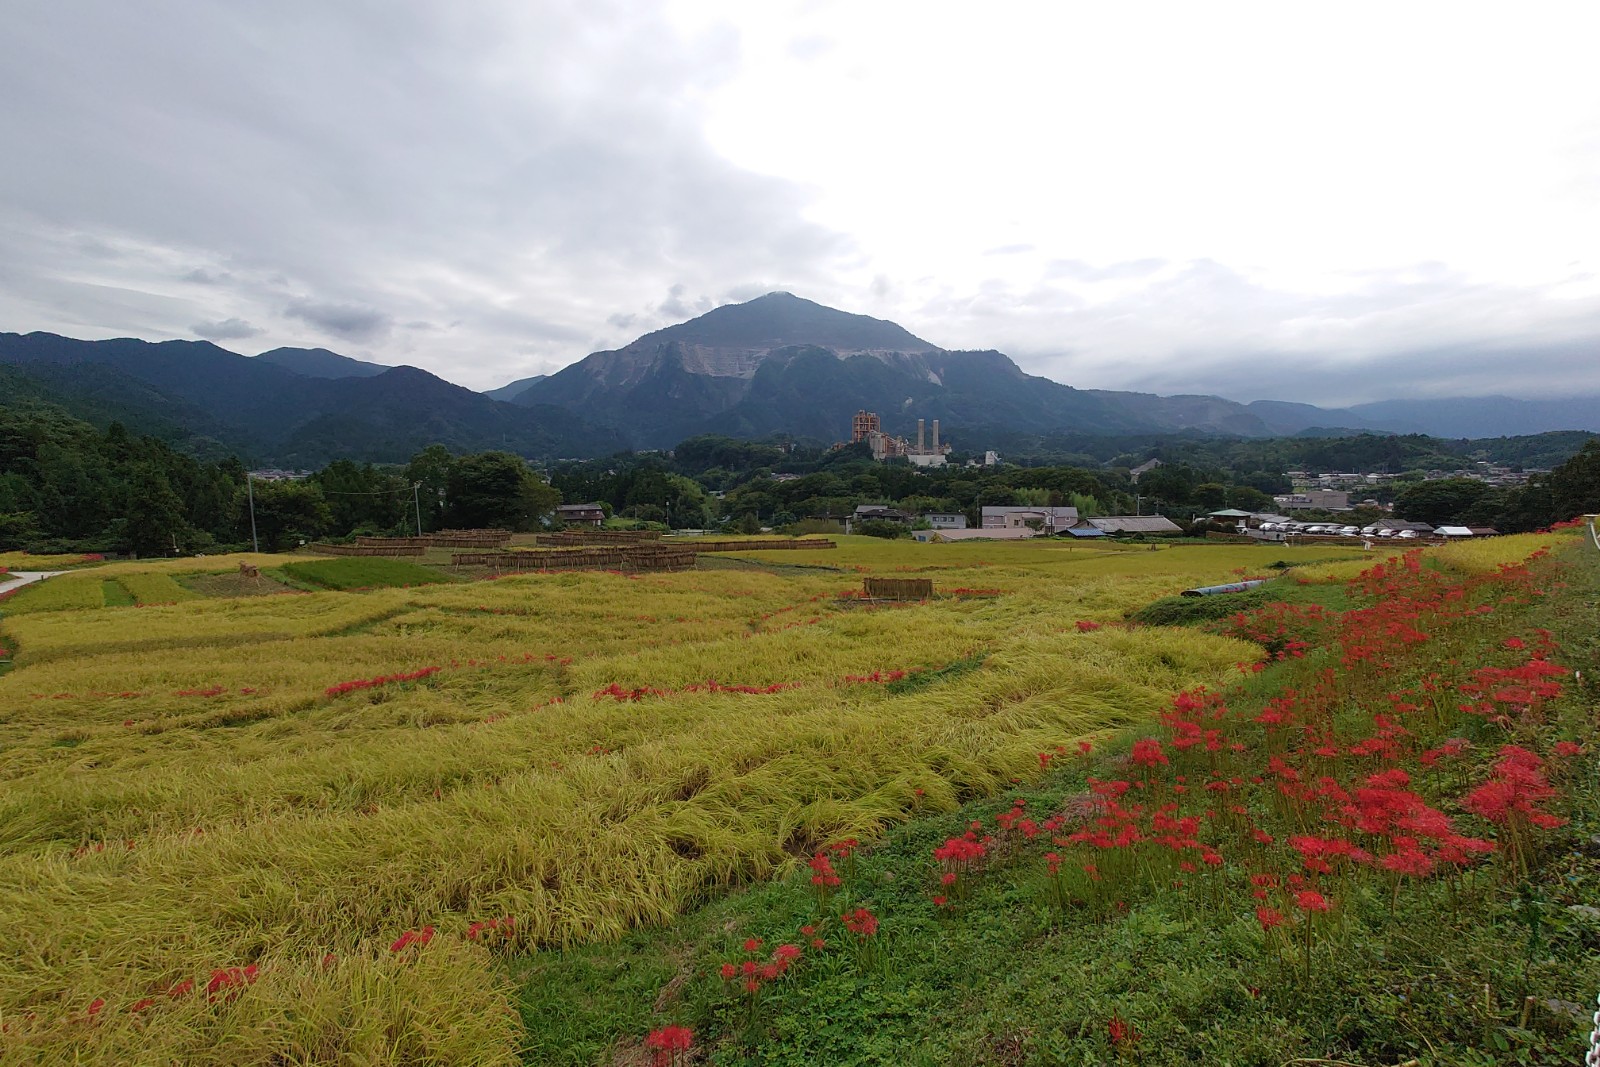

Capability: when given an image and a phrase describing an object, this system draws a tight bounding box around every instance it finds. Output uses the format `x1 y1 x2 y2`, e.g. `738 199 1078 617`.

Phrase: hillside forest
1 402 1597 556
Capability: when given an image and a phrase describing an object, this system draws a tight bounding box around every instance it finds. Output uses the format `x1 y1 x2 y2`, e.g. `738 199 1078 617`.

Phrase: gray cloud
283 300 391 341
191 317 262 340
0 2 1594 405
0 2 852 388
982 259 1600 404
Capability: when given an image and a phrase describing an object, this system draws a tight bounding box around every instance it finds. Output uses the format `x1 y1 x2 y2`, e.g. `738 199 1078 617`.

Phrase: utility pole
412 482 424 536
247 473 260 553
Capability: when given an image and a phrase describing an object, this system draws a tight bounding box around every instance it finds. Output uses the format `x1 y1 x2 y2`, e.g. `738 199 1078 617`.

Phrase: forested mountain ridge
6 295 1600 464
0 332 624 465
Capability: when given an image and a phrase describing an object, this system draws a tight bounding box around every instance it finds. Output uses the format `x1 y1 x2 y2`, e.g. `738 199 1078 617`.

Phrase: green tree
1547 438 1600 520
444 452 560 531
122 463 189 556
242 479 332 551
406 445 454 532
1393 478 1492 526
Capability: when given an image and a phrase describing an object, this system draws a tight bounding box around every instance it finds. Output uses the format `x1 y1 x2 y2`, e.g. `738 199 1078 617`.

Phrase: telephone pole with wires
247 472 260 553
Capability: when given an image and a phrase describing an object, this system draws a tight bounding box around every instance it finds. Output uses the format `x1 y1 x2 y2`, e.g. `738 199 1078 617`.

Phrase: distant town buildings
1284 466 1543 491
1273 490 1351 511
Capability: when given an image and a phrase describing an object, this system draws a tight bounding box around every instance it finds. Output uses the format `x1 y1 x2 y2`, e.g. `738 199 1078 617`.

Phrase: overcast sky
3 1 1597 405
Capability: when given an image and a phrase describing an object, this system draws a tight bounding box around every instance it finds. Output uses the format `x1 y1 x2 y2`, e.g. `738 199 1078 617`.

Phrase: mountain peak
256 346 391 380
638 291 941 356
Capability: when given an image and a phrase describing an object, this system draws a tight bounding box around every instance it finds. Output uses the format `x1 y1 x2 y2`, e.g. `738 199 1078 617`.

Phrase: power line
317 482 424 497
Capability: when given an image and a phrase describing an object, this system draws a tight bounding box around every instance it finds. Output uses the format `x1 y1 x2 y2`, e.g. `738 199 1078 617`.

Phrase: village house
980 506 1079 532
555 502 606 526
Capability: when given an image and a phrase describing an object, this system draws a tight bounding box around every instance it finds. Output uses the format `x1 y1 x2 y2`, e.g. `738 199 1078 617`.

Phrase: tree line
0 403 1594 556
0 405 560 554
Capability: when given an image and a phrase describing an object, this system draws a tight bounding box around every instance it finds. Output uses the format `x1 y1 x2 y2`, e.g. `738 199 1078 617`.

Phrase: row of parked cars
1255 522 1427 539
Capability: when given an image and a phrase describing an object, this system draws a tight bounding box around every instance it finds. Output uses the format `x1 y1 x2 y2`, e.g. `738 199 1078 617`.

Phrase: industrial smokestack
917 419 925 451
932 420 940 451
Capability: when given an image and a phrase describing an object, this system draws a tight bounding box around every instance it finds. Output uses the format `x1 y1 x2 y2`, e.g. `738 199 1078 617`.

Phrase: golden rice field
0 534 1560 1063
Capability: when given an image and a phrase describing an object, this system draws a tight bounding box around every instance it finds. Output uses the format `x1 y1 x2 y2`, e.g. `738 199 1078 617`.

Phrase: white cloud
0 0 1597 402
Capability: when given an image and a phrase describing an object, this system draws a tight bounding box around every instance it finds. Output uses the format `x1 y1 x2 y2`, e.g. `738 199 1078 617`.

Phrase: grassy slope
515 532 1600 1066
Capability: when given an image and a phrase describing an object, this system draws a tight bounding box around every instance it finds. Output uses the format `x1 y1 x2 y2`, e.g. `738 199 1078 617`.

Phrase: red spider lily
326 666 441 698
643 1024 694 1066
841 907 879 938
1108 1013 1141 1047
205 965 259 1001
1293 890 1330 912
719 962 737 981
1419 737 1472 766
1075 619 1102 632
1256 906 1285 930
809 853 841 893
1130 739 1168 768
1462 746 1565 829
742 937 762 952
465 917 515 942
933 836 986 864
389 926 435 953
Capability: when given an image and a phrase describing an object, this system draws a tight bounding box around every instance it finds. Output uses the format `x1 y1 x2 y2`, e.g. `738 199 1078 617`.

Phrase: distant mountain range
0 333 623 465
491 293 1600 446
1 293 1596 464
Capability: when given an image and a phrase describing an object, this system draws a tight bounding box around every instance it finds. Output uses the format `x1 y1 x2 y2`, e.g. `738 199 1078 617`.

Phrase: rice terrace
0 526 1595 1065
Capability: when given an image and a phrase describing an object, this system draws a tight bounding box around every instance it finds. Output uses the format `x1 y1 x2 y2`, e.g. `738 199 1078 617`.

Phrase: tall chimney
932 420 940 451
917 419 925 451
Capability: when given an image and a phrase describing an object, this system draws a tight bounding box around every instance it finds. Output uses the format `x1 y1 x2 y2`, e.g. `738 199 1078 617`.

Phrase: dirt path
0 571 67 599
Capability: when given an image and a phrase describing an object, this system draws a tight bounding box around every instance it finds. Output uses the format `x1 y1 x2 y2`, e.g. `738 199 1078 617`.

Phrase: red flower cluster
326 666 441 697
465 916 515 942
718 936 805 995
592 677 796 701
643 1024 694 1066
840 907 878 939
389 926 435 952
1463 745 1566 830
843 669 911 685
205 965 259 1001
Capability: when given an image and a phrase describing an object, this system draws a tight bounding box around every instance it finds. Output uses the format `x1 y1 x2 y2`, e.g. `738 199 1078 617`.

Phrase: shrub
856 520 908 540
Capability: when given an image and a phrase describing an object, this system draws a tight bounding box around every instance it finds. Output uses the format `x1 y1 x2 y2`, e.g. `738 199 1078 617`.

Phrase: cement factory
847 410 952 467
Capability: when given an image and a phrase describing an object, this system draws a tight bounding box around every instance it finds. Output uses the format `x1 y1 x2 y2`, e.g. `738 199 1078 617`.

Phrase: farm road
0 571 67 598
